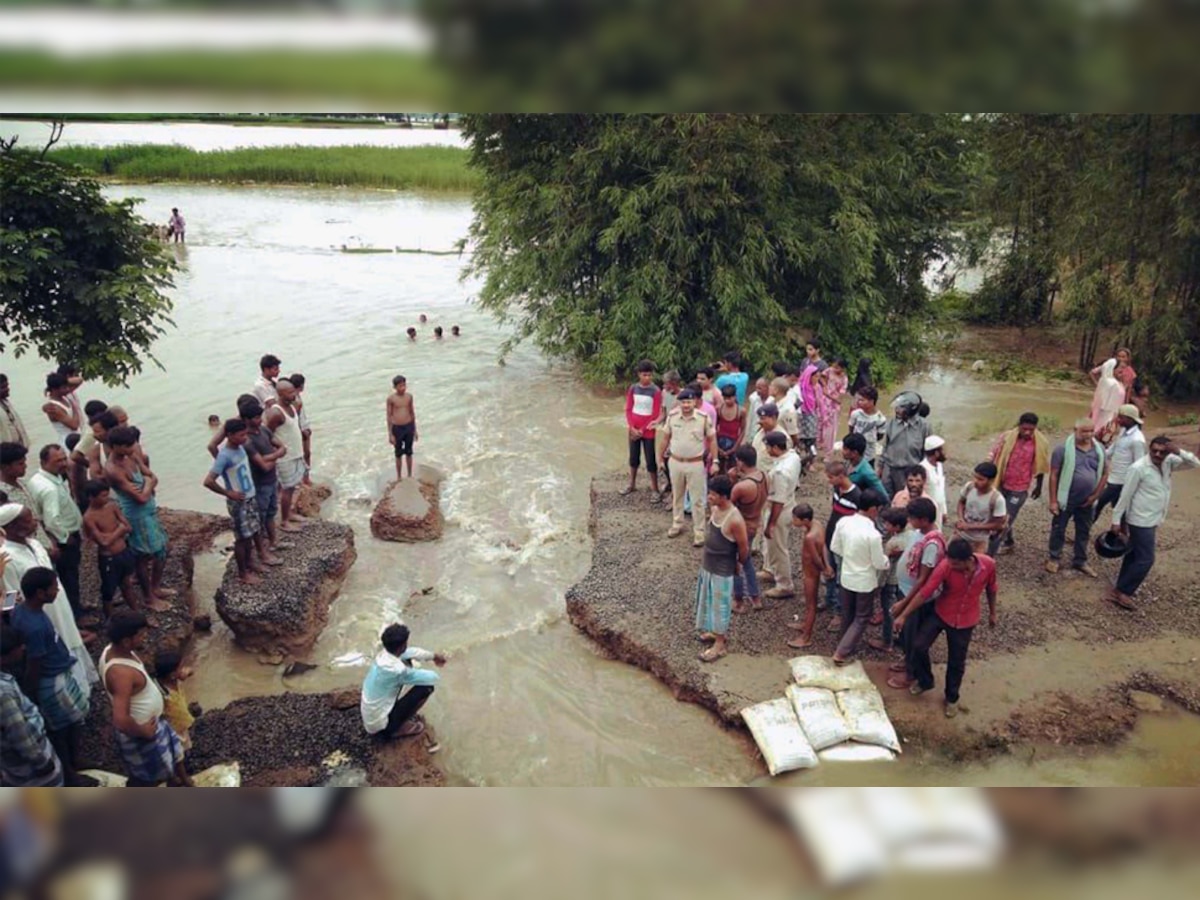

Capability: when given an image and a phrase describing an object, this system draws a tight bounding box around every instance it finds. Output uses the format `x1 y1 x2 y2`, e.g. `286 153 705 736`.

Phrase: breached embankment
567 467 1200 768
74 483 444 786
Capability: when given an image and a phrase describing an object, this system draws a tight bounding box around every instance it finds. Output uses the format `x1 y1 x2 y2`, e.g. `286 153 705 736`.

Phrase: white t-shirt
957 483 1006 543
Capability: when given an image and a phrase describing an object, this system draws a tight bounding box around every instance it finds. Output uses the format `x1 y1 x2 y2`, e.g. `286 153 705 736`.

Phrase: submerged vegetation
46 144 479 192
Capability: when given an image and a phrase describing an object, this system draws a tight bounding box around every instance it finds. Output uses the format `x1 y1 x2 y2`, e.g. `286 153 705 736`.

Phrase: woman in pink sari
1089 357 1126 442
816 358 848 459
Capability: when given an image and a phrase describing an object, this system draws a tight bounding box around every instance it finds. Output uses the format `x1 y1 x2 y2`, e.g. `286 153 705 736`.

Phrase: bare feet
146 598 172 613
238 572 263 586
262 555 284 566
281 524 304 533
786 635 813 650
697 632 717 643
155 587 178 599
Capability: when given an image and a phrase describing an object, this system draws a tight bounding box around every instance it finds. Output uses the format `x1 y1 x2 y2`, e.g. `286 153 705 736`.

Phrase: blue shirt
850 458 890 501
9 604 75 677
211 444 256 500
714 371 749 406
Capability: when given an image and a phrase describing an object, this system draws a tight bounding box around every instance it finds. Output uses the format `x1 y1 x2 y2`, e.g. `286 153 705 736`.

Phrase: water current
3 121 1197 785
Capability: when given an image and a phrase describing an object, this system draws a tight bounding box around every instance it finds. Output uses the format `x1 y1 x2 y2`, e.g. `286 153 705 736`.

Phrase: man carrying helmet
879 392 931 497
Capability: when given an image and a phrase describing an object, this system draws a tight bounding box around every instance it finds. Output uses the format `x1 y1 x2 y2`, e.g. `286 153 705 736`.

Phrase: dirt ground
567 439 1200 770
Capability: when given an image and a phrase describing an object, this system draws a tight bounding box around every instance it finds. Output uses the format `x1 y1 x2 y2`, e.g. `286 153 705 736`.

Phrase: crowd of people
1 349 451 786
624 346 1198 719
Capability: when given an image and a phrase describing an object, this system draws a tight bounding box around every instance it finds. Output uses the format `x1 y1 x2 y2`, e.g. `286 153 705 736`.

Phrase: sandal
394 720 426 738
697 632 717 643
888 661 907 673
786 636 813 650
1106 590 1136 611
832 655 853 667
887 676 913 690
698 645 727 663
618 486 635 496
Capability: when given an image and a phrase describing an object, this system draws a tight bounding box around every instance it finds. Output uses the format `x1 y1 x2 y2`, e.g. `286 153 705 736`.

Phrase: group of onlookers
624 347 1198 719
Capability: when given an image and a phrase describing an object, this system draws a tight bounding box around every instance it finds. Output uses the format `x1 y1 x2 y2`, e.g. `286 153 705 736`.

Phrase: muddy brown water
4 162 1198 784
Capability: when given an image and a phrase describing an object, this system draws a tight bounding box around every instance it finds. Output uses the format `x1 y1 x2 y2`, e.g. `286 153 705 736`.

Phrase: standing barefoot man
387 375 417 482
264 380 308 533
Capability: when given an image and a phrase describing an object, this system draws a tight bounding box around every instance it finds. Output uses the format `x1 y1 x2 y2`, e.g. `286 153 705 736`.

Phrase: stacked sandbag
740 697 818 776
741 656 903 777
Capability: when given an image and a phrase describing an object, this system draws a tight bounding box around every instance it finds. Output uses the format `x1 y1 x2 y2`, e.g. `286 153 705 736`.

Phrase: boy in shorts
204 419 279 585
387 375 417 481
81 479 141 620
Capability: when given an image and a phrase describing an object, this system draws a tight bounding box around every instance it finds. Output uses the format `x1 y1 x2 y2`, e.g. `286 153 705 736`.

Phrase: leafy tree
461 113 975 385
1 146 175 385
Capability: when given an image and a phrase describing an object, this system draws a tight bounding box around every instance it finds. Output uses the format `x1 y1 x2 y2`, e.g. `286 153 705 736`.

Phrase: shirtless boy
787 504 834 650
730 445 767 614
81 479 142 620
387 376 418 480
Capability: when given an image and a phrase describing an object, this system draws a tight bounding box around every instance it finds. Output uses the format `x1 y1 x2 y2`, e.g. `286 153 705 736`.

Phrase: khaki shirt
752 425 786 474
665 409 712 460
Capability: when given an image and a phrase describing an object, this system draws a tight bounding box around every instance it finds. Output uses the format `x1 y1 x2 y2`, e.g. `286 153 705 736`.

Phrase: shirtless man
788 504 834 649
730 445 768 614
387 375 417 481
104 426 173 609
81 479 140 620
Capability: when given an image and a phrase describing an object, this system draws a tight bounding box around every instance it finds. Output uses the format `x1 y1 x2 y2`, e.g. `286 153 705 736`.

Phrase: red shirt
918 554 997 629
991 432 1037 492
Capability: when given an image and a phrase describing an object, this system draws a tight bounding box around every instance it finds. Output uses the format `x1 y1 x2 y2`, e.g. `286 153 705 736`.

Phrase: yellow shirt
162 683 194 748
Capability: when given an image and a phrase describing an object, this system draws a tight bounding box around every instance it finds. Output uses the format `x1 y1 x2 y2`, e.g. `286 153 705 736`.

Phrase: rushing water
4 122 1199 785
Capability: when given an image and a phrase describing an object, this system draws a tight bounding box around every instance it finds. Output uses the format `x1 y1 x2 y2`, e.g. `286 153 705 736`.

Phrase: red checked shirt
918 554 997 629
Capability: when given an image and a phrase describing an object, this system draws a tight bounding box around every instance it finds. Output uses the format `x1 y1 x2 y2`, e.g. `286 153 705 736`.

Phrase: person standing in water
168 208 185 243
407 328 418 341
434 327 444 340
387 375 417 481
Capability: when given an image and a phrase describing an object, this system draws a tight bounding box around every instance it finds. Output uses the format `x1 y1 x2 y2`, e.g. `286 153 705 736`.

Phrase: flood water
4 124 1198 785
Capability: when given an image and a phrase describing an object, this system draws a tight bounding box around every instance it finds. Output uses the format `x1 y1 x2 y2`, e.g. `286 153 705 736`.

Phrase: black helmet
891 390 923 418
1094 531 1131 559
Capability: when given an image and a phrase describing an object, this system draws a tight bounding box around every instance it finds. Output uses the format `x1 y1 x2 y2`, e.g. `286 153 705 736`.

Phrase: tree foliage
1 150 175 385
973 114 1200 397
461 114 976 385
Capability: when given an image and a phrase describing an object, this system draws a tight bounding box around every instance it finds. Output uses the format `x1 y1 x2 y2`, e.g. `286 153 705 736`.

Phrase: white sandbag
740 697 818 776
192 762 242 787
786 684 852 750
836 687 903 753
783 788 890 887
788 655 873 692
77 769 128 787
818 742 896 763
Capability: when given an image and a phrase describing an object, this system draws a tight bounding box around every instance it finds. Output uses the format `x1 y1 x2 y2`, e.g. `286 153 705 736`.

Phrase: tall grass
0 50 446 104
47 144 479 192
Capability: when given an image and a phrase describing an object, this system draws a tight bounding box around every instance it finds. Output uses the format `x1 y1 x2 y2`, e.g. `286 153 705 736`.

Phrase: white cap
924 436 945 452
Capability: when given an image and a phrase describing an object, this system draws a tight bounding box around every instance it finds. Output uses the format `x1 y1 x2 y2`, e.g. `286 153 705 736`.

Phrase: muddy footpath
567 439 1200 775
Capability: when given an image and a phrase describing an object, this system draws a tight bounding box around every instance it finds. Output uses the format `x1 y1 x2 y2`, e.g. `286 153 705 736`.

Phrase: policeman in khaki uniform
658 389 719 546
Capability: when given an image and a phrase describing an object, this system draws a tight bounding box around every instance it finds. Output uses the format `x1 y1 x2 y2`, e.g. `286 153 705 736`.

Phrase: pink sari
817 369 847 455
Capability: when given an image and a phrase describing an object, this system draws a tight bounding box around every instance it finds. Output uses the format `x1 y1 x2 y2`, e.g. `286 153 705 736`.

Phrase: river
3 122 1198 786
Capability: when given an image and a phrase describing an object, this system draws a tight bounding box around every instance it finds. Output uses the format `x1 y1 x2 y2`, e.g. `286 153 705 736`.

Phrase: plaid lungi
694 568 735 636
115 718 186 785
35 669 90 732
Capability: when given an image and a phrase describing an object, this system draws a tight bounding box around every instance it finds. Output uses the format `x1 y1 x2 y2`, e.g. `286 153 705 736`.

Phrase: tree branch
40 120 64 159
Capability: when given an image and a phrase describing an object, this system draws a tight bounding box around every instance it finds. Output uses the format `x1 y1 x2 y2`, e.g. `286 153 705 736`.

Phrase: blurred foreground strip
0 10 444 107
782 788 1004 886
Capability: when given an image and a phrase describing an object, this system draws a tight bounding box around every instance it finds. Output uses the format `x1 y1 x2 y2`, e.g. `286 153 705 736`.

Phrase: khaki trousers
763 505 794 591
669 458 707 540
